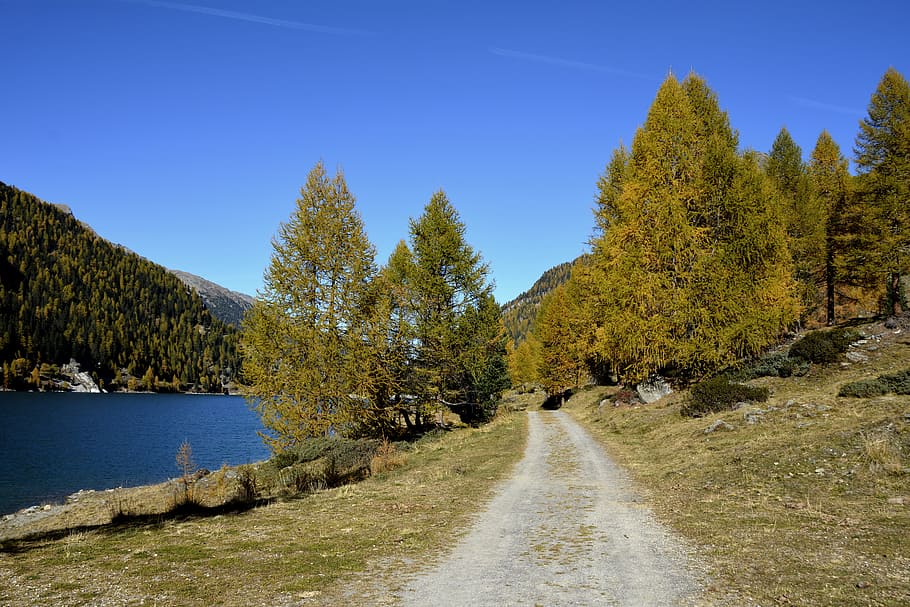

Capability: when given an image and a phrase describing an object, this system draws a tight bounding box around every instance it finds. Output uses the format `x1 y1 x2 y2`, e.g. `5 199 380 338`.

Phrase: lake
0 392 271 515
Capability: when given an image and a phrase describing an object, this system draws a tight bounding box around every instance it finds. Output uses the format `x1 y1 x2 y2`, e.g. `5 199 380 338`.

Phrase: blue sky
2 0 908 304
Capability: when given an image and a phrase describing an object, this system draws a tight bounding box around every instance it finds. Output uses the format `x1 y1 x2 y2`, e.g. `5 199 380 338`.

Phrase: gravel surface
399 410 703 606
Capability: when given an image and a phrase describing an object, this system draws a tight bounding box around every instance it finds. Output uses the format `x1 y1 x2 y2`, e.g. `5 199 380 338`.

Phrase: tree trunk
888 272 903 316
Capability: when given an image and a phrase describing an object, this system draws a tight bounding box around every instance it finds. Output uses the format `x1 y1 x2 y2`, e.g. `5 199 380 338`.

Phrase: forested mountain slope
0 182 240 391
501 260 574 344
170 269 253 328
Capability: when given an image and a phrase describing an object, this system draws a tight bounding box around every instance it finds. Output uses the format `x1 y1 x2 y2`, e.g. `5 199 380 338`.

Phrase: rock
846 350 869 363
743 409 765 424
636 376 672 404
887 496 906 505
732 401 750 411
704 420 734 434
884 317 899 330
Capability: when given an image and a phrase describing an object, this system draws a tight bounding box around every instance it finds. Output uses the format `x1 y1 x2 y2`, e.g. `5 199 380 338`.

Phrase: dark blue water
0 392 271 515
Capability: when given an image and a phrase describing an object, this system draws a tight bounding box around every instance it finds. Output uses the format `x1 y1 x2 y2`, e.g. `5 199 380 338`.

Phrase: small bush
839 367 910 398
234 465 259 503
879 369 910 395
728 352 810 381
682 376 769 417
788 328 859 364
370 440 407 476
838 379 889 398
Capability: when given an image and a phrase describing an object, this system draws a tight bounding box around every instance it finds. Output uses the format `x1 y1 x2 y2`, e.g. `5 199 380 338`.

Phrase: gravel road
399 410 703 606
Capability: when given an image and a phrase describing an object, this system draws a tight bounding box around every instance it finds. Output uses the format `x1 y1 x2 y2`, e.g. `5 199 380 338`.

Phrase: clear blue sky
2 0 908 303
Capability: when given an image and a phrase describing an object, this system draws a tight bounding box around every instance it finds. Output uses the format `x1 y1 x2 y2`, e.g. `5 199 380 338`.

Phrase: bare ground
397 410 706 606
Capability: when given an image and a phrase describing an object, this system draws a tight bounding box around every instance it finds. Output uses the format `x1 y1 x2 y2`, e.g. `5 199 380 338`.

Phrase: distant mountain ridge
169 270 254 328
502 260 576 344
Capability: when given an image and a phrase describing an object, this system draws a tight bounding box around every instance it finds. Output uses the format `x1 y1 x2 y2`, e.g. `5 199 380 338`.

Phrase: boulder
636 376 672 404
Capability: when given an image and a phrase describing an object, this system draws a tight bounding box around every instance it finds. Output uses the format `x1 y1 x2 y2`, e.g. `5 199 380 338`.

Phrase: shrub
234 465 259 503
838 379 889 398
682 376 769 417
269 437 380 493
727 351 810 381
370 439 407 476
788 328 859 364
879 369 910 394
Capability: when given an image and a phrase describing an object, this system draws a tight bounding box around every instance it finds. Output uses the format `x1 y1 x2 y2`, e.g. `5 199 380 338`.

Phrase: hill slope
0 182 240 391
501 260 575 344
170 270 253 328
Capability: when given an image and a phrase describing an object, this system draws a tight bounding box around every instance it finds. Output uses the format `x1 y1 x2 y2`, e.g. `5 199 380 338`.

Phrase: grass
563 320 910 607
0 411 528 606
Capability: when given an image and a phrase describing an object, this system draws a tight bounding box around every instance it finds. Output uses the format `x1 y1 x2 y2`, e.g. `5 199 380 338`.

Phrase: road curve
399 410 702 606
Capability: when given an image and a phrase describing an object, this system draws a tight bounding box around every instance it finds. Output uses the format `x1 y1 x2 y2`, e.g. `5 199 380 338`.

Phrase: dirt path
398 410 703 606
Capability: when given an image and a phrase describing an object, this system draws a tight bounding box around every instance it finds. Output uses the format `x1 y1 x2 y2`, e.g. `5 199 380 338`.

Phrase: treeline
0 183 240 392
241 163 508 448
511 68 910 395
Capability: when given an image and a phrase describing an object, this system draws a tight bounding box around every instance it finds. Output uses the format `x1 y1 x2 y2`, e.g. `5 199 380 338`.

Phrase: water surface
0 392 270 514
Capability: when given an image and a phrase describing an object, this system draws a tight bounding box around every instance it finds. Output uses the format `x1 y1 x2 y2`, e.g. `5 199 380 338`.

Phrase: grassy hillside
563 318 909 606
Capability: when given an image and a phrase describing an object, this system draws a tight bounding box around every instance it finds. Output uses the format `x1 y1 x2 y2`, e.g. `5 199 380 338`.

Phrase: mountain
169 270 254 328
0 181 240 392
501 260 576 344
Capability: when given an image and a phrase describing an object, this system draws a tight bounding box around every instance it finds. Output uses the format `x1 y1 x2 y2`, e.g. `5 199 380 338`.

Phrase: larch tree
766 127 824 316
241 162 377 450
535 277 590 396
854 67 910 315
507 333 542 387
808 131 853 325
586 73 798 383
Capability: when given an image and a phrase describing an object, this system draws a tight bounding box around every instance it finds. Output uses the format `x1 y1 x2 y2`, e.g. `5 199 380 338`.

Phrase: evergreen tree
241 162 377 449
809 131 853 324
407 191 505 419
854 67 910 315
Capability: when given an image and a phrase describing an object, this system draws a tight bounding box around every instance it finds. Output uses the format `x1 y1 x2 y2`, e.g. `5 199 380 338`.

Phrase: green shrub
788 328 859 364
879 369 910 395
727 352 810 381
268 437 380 493
682 376 770 417
838 379 889 398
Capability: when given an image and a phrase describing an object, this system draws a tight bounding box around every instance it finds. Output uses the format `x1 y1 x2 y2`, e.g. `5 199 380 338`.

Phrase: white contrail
490 47 653 81
122 0 367 35
789 96 863 116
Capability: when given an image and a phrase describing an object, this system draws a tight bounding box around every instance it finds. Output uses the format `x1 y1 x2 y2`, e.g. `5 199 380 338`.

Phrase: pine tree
240 162 377 449
809 131 853 324
854 67 910 315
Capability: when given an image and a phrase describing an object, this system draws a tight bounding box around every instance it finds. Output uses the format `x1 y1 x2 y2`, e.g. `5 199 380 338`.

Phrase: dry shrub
862 432 904 475
370 439 407 476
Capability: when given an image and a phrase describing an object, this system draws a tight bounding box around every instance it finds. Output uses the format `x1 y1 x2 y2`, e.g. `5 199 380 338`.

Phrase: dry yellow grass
0 411 528 606
564 320 910 606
